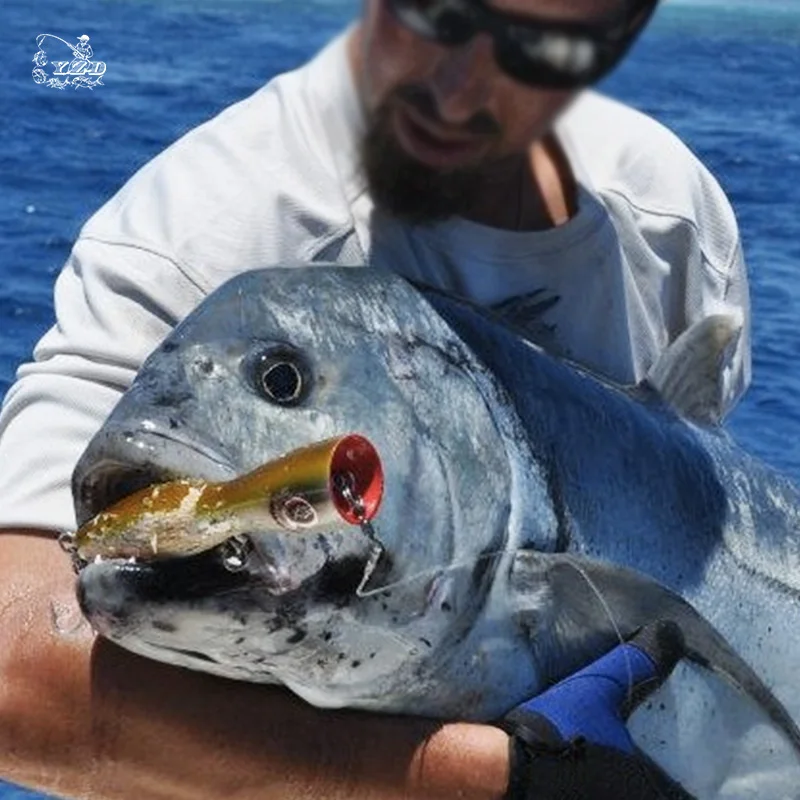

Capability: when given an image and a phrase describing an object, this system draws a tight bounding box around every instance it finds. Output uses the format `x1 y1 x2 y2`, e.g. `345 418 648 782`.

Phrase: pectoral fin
510 551 800 757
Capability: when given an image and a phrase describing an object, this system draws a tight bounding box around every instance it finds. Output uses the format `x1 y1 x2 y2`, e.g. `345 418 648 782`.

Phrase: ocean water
1 1 800 797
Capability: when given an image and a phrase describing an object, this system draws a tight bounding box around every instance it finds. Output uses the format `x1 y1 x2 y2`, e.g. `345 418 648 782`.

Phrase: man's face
354 0 632 223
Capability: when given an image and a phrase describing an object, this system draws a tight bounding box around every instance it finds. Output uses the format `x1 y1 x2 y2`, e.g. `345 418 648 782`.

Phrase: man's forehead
489 0 628 23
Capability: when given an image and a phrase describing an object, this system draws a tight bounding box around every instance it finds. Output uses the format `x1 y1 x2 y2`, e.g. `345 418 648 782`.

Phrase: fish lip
72 427 237 527
78 547 251 606
76 547 256 639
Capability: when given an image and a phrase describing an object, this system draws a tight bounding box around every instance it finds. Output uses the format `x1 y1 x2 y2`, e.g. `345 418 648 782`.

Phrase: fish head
72 267 544 697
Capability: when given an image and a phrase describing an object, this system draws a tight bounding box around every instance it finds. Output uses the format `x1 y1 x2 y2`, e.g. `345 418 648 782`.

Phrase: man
0 0 749 797
72 34 93 61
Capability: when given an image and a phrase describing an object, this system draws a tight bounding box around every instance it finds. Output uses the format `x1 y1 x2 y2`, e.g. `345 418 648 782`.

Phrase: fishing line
562 555 627 650
560 555 678 795
355 546 512 598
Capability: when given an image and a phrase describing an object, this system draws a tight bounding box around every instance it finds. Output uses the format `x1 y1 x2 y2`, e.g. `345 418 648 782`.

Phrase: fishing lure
73 434 383 562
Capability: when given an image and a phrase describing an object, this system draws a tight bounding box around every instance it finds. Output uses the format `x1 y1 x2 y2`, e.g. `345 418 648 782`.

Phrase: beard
360 85 500 226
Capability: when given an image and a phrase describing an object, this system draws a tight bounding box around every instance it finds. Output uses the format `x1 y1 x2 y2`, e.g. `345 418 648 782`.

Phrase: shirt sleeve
0 236 205 532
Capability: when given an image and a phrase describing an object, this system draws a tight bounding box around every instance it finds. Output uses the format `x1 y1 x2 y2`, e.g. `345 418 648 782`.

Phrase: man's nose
426 35 496 126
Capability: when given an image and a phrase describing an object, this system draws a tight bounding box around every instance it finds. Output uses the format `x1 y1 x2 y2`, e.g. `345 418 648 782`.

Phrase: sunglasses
386 0 656 90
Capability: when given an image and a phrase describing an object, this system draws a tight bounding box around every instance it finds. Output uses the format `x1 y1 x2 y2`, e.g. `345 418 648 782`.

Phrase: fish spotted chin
77 535 384 681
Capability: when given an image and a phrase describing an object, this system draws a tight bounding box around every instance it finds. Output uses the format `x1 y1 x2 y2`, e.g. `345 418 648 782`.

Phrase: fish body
73 267 800 798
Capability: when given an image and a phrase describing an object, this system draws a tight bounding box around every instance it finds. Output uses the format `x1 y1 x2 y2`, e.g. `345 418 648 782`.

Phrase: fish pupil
245 343 311 406
261 361 302 403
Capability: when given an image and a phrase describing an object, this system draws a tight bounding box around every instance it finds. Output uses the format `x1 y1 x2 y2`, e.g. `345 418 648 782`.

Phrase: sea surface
2 1 800 797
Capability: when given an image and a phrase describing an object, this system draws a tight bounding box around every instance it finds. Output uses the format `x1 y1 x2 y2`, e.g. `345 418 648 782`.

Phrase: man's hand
500 621 696 800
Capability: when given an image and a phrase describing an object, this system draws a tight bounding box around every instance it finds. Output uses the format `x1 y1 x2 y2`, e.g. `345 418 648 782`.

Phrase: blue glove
500 620 696 799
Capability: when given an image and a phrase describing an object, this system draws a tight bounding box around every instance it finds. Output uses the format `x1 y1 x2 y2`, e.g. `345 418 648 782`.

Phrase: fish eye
247 345 311 406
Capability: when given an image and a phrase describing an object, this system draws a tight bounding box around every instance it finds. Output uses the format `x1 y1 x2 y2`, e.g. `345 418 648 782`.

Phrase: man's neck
462 136 578 232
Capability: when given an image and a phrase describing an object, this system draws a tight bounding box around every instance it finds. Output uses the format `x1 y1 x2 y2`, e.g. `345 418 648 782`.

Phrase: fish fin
643 314 742 426
510 552 800 757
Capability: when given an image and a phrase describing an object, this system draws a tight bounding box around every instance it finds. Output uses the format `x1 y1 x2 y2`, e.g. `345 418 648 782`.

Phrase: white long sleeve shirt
0 30 750 531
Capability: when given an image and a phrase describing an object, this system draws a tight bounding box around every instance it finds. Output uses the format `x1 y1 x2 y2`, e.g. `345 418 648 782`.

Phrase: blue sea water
1 1 800 797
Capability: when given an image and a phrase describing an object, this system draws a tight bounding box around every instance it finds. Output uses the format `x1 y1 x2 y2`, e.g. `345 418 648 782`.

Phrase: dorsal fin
645 314 743 425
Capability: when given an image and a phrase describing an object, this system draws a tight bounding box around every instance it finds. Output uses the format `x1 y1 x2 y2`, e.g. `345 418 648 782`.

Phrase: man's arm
0 530 511 800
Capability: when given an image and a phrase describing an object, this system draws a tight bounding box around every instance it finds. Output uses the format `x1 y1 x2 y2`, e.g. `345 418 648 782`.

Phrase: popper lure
73 434 383 561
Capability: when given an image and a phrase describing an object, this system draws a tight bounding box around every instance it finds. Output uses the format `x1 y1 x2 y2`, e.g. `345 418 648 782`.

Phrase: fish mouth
72 458 247 598
73 430 386 624
71 428 240 583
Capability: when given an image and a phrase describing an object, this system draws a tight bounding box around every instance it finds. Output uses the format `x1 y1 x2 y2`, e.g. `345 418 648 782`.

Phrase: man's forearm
0 531 510 800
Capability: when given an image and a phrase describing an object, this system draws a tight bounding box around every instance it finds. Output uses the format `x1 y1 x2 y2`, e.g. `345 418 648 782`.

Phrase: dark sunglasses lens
390 0 476 46
498 33 606 89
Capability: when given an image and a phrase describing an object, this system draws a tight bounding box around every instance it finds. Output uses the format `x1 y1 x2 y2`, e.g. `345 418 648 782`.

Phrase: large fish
71 267 800 798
